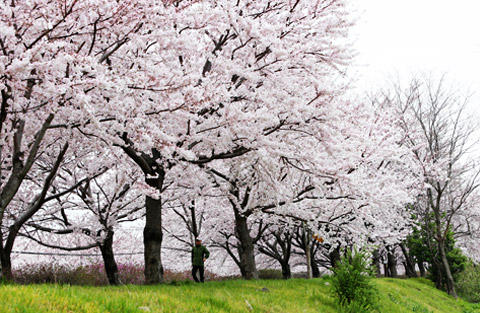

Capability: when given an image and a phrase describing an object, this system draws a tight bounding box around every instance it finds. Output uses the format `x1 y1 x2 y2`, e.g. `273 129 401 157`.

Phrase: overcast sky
352 0 480 108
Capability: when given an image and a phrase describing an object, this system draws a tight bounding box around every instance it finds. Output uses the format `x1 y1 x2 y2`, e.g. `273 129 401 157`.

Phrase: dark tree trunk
281 262 291 280
372 249 382 277
438 238 457 297
384 264 390 277
0 233 2 281
311 249 321 278
329 246 341 268
387 247 398 278
429 188 457 297
99 230 120 285
2 215 27 281
418 260 426 277
1 228 14 281
258 230 292 280
0 245 12 281
432 257 444 289
400 243 417 278
190 201 199 239
121 144 166 285
144 194 164 284
234 213 258 280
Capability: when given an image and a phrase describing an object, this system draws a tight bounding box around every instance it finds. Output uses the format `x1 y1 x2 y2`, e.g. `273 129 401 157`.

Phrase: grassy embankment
1 277 479 312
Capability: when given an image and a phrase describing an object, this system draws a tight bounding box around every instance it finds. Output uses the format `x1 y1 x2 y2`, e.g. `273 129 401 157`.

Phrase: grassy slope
0 278 479 313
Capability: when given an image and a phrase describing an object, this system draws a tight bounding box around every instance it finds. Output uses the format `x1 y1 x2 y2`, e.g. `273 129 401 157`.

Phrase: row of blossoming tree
1 0 478 297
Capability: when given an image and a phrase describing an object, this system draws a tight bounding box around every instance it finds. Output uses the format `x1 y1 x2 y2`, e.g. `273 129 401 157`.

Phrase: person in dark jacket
191 238 210 283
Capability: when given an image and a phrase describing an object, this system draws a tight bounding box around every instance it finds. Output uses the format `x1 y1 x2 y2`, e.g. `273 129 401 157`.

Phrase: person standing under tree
192 238 210 283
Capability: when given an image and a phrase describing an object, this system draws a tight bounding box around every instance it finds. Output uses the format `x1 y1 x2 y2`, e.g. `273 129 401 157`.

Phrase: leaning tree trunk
308 241 321 278
0 141 67 282
99 230 120 285
0 244 12 281
432 257 444 289
234 213 258 280
438 238 457 297
432 205 457 297
1 226 15 281
400 243 417 278
311 256 321 278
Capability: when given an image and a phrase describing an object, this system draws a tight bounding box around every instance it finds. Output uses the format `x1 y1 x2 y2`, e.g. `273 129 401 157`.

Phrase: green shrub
330 248 378 310
426 232 468 288
457 264 480 303
407 215 468 291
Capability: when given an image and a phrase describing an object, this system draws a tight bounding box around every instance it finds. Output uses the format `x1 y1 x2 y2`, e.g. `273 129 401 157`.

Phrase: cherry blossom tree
0 139 69 280
97 0 356 282
378 75 480 297
23 154 144 285
257 225 294 279
2 0 426 285
292 226 324 278
0 0 140 279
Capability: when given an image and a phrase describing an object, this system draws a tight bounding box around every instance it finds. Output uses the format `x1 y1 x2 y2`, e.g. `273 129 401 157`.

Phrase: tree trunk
399 243 417 278
329 246 341 268
432 202 457 297
418 260 426 277
99 230 120 286
372 249 382 277
121 146 165 285
384 264 390 277
1 229 14 281
311 256 321 278
234 213 258 280
438 238 457 297
144 195 164 284
190 200 199 239
432 257 444 289
387 247 398 278
281 262 291 279
0 235 2 281
2 216 28 281
305 232 312 279
2 217 25 281
0 245 12 281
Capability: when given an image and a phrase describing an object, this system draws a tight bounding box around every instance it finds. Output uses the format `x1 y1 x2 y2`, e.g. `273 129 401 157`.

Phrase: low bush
457 263 480 303
330 248 378 310
12 262 222 285
14 263 109 285
258 269 283 280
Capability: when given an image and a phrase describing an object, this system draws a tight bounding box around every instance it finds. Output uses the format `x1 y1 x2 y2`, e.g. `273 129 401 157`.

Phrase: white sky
352 0 480 108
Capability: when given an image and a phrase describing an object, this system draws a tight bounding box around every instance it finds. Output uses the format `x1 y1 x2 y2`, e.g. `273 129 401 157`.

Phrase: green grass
0 277 479 312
